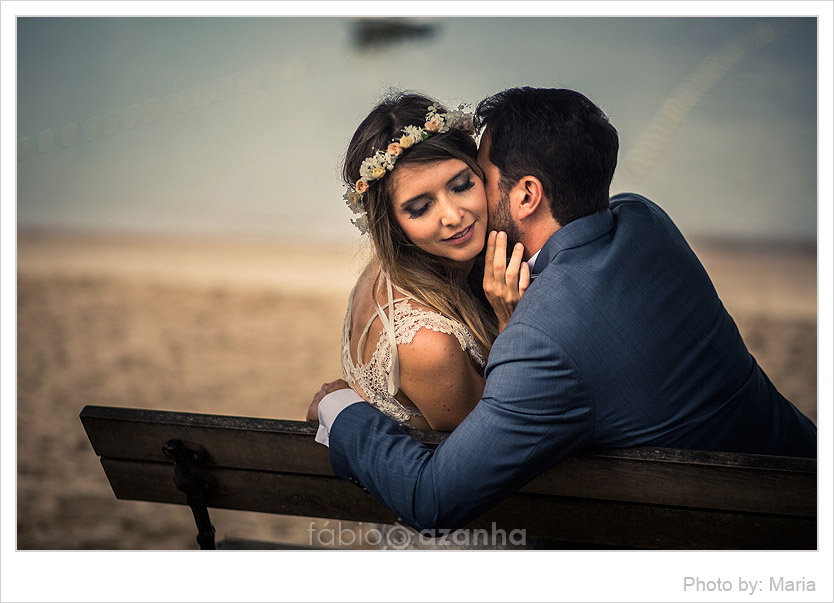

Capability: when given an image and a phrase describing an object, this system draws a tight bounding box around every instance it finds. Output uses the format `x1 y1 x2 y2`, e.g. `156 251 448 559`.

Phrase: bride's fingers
505 242 525 290
306 399 319 421
323 379 350 395
313 380 342 405
492 232 508 284
519 261 531 297
484 230 498 284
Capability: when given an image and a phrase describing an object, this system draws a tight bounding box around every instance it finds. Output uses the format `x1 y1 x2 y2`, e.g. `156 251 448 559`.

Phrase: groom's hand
307 379 351 421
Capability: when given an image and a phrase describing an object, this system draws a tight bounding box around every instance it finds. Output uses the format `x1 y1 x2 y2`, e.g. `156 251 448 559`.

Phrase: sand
15 230 817 550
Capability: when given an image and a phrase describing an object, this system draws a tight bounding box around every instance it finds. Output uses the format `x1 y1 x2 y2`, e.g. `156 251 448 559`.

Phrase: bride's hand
483 231 531 333
307 379 351 422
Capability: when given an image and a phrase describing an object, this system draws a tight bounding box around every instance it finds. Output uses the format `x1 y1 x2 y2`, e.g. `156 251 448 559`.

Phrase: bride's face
388 158 488 266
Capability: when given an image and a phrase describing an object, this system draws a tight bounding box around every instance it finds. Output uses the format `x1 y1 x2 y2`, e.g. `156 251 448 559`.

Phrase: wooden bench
79 404 817 550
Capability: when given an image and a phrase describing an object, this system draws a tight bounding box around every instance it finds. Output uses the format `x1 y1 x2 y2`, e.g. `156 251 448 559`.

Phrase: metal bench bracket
163 439 216 550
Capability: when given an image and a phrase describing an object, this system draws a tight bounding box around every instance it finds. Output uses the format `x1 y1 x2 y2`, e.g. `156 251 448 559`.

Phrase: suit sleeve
327 320 595 532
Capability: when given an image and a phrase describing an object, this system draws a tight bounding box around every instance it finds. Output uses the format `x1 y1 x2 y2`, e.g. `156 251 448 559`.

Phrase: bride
312 90 530 433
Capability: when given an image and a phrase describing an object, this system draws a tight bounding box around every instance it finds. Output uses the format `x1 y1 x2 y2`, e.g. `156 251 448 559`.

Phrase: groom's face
477 131 522 248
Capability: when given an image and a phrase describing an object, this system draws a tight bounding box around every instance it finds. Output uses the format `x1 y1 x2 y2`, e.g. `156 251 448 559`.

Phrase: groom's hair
476 87 619 226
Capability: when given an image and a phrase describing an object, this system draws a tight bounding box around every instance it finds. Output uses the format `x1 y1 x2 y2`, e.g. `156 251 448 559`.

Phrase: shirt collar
526 249 542 279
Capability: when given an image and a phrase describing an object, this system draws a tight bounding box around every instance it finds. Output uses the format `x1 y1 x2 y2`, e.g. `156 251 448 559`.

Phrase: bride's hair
343 90 497 353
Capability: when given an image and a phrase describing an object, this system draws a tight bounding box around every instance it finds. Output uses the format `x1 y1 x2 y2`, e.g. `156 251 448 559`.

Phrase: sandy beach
16 230 817 550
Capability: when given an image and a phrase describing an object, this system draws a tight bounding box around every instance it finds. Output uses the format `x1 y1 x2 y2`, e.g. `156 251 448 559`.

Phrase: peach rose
387 142 403 156
399 135 415 149
425 118 442 133
355 179 369 193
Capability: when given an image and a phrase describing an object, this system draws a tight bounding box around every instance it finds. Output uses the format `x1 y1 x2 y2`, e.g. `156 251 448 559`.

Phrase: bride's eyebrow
400 191 431 209
400 167 472 208
448 167 472 185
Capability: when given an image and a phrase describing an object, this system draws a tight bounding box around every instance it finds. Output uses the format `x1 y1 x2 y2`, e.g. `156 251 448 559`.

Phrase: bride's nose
438 196 464 227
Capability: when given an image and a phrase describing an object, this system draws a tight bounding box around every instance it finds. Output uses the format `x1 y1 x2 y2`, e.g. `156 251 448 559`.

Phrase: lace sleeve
340 271 486 425
392 300 486 368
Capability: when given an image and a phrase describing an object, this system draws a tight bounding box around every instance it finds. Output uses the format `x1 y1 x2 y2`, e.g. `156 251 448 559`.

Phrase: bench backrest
80 405 817 549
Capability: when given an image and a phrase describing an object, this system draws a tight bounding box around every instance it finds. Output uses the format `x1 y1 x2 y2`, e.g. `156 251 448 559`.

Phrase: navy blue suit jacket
328 193 817 531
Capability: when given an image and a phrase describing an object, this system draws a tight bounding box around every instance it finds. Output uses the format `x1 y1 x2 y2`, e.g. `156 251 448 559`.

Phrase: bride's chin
449 248 483 271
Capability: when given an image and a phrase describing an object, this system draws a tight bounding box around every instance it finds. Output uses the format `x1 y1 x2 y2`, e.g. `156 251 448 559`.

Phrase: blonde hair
343 90 498 352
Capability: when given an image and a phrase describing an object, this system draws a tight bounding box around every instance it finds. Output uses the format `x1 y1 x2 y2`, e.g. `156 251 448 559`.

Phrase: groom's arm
323 320 595 532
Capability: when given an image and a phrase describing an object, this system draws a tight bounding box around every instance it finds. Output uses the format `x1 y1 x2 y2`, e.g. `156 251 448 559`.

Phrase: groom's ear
513 175 545 221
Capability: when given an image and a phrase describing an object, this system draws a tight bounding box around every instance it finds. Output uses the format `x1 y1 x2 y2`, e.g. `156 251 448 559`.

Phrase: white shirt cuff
314 389 364 447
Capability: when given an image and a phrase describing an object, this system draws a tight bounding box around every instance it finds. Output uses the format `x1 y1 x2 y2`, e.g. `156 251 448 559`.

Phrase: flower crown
344 104 476 234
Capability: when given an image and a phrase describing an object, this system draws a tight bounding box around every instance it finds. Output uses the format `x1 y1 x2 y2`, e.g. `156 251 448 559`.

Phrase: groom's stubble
490 186 523 252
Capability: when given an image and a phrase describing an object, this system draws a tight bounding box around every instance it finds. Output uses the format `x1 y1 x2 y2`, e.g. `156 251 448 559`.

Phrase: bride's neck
450 257 476 277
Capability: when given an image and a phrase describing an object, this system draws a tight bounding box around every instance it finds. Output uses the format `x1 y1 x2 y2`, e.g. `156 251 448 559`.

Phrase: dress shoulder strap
368 270 401 396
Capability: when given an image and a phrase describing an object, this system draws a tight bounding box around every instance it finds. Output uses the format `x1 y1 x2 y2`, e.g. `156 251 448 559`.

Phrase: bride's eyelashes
408 203 430 219
451 178 475 194
405 173 477 219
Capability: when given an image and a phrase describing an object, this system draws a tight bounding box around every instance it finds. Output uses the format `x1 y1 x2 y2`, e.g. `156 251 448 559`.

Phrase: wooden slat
99 458 816 550
101 458 397 523
81 405 334 476
472 495 816 550
81 405 816 516
585 446 817 471
82 405 816 471
519 454 816 516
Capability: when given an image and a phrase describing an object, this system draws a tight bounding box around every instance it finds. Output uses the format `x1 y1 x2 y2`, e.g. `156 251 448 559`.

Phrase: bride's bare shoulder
396 321 484 430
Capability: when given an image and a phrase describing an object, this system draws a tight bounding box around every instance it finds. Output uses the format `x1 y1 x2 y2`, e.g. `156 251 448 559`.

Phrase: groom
310 87 817 532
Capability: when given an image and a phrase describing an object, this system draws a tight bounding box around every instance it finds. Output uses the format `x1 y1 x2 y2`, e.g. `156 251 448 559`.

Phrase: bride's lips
443 223 475 246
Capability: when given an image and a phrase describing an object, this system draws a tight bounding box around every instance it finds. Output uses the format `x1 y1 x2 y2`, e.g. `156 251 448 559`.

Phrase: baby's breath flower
344 191 364 212
405 125 424 141
351 213 369 235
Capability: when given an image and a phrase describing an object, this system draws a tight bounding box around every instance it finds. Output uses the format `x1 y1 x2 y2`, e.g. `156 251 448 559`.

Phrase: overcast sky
16 16 818 244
